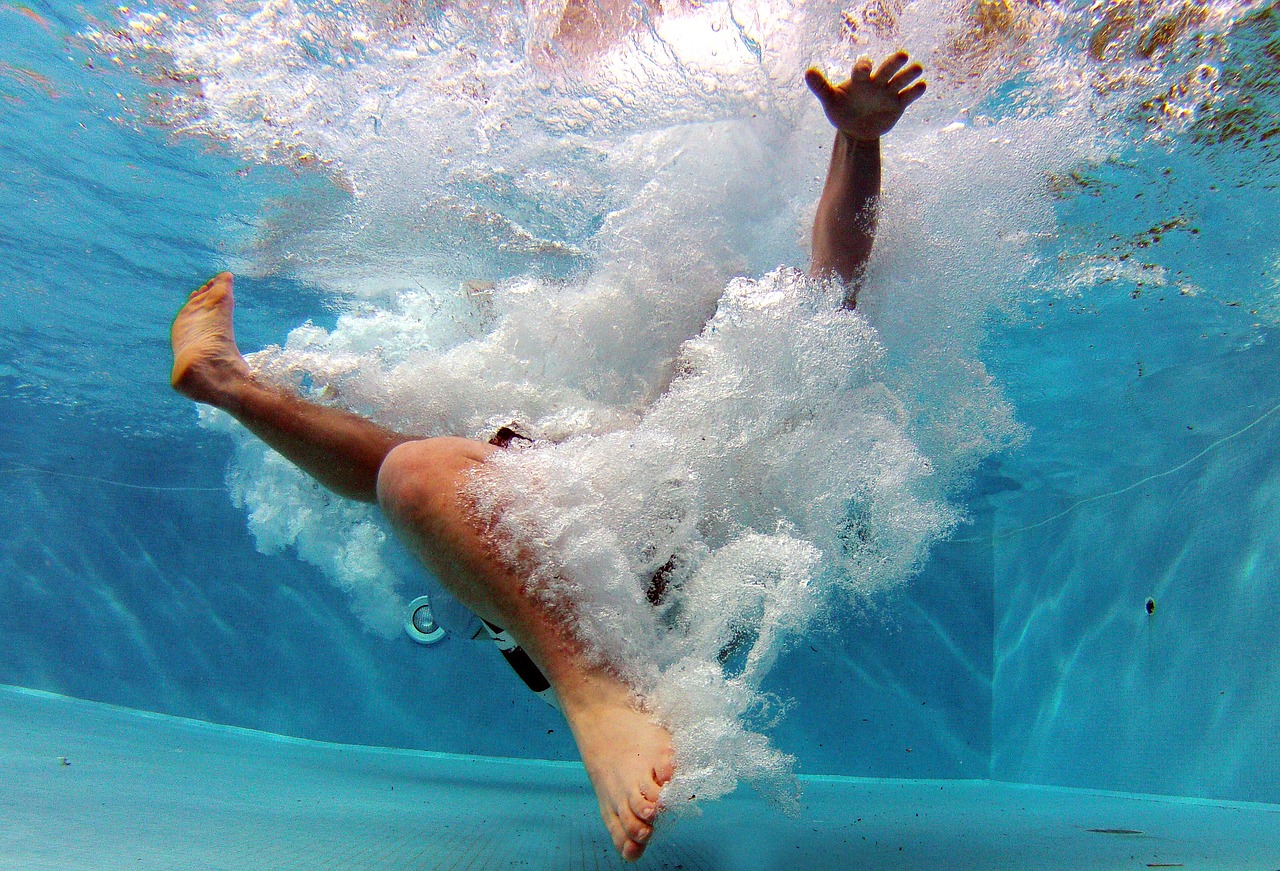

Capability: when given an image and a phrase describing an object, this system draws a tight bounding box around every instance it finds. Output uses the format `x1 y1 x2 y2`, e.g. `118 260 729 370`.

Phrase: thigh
375 437 512 620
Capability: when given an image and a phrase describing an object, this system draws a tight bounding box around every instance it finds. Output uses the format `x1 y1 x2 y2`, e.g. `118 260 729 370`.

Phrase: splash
91 0 1276 806
469 268 956 807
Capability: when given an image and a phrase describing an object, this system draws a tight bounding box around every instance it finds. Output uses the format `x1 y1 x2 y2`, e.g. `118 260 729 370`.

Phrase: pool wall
2 0 1277 813
7 352 1277 805
0 383 992 776
989 308 1280 805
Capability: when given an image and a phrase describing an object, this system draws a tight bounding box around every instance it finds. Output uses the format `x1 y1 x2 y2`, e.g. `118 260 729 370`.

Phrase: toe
639 776 660 803
615 788 653 845
191 273 232 300
629 787 657 824
620 810 652 845
653 755 675 787
621 837 648 863
601 809 629 857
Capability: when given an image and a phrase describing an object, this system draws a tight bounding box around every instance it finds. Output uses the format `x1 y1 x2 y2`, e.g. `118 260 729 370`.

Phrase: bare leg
172 273 676 860
377 441 676 862
171 273 410 502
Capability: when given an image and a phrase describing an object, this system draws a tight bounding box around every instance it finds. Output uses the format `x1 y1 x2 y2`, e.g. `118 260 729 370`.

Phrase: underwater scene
1 0 1279 866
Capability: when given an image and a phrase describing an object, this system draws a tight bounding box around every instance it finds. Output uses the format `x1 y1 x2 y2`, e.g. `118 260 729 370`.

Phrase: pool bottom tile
2 685 1277 870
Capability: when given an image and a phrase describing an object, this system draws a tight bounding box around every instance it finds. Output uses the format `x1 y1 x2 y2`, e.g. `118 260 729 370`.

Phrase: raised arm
806 51 925 307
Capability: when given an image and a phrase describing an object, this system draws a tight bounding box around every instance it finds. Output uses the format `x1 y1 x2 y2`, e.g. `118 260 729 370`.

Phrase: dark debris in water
1046 168 1118 200
1086 827 1145 835
1187 5 1280 156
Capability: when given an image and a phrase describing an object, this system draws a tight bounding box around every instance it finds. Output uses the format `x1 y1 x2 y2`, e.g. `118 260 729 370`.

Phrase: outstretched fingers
887 61 924 93
898 79 927 106
804 67 837 107
871 50 910 83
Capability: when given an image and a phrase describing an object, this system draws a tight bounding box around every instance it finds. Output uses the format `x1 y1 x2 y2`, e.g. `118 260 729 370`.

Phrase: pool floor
2 685 1277 870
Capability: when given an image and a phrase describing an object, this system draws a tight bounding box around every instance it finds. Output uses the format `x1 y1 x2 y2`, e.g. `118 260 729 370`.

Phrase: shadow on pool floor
2 685 1277 870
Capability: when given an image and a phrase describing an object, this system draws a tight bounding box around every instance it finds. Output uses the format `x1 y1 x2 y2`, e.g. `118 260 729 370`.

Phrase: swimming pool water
6 686 1280 870
2 0 1278 861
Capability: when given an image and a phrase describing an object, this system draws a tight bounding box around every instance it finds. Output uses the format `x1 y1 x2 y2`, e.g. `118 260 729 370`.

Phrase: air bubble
133 0 1261 806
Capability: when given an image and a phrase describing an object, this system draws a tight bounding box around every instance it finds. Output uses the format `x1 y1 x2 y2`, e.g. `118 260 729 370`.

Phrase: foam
461 268 957 804
200 404 409 638
100 0 1273 808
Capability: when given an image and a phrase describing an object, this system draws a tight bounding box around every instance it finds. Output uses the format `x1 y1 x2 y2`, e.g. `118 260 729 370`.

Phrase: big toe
202 272 234 301
654 755 675 787
604 814 648 864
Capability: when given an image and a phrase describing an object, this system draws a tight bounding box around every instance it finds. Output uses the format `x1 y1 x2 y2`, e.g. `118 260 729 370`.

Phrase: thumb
805 67 837 108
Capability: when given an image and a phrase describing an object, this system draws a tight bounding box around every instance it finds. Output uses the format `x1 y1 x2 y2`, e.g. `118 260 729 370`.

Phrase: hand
805 51 926 141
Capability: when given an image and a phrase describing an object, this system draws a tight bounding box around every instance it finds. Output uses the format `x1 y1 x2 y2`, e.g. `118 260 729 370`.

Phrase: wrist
833 130 880 159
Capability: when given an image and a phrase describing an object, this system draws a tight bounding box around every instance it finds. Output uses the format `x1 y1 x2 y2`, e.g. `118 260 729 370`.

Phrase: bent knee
376 437 494 519
376 439 446 516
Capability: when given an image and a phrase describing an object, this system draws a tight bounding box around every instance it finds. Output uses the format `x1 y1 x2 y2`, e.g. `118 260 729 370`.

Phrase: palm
806 52 926 140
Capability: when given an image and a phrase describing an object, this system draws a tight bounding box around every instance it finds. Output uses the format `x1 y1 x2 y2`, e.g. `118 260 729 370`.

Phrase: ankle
174 361 255 412
556 667 641 720
216 374 273 417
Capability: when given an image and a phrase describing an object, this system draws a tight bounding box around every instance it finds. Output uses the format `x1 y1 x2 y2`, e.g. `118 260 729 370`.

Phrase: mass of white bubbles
101 0 1262 808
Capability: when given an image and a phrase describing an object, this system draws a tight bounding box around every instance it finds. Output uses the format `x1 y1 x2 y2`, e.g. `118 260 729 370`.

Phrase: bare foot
558 673 675 862
170 272 252 406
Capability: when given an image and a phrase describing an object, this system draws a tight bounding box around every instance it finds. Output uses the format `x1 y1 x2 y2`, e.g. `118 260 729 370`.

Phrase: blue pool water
2 0 1279 864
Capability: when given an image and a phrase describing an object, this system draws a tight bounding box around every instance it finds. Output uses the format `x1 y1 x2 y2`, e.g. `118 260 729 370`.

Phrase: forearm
809 132 881 304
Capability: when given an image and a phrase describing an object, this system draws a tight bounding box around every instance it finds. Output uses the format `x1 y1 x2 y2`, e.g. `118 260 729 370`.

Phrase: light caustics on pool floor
3 686 1277 871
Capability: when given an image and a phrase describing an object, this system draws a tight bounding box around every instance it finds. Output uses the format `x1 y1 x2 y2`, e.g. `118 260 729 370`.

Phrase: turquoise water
6 685 1280 870
2 0 1279 862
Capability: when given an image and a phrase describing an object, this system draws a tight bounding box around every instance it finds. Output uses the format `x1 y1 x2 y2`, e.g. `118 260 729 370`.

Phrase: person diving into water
170 52 925 862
